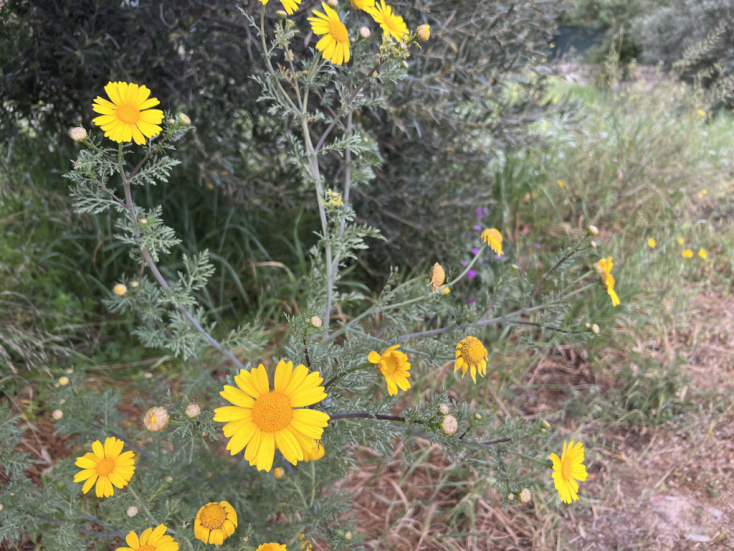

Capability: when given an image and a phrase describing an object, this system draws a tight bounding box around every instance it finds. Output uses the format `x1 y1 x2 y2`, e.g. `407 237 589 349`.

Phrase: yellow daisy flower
256 545 287 551
302 441 325 461
74 436 135 498
594 257 620 307
682 249 693 258
214 360 330 472
550 440 588 504
454 336 488 383
194 501 238 546
260 0 301 15
647 238 656 248
370 0 408 41
92 82 164 145
350 0 375 11
698 248 707 259
308 3 350 65
677 237 685 245
557 180 566 188
116 525 178 551
368 345 411 395
481 228 503 255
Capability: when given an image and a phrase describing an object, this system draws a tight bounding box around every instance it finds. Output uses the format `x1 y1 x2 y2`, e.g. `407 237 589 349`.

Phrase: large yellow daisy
92 82 164 145
594 257 620 307
370 0 408 41
454 336 488 383
214 360 330 471
368 345 411 396
116 525 178 551
194 501 238 545
74 436 135 498
550 440 588 504
308 3 350 65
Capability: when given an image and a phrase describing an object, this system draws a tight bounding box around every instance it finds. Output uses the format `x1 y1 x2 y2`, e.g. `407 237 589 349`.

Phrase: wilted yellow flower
308 4 350 65
194 501 238 545
113 283 128 296
370 0 408 41
368 345 411 396
116 524 178 551
647 238 656 248
594 257 620 307
682 249 693 258
213 361 329 471
454 336 488 383
481 228 503 255
428 262 446 292
416 24 430 42
143 406 169 433
550 440 588 504
698 248 707 259
74 437 135 498
92 82 164 145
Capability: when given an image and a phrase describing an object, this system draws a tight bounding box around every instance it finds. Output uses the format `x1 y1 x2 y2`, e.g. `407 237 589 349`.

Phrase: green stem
510 451 553 469
323 361 372 389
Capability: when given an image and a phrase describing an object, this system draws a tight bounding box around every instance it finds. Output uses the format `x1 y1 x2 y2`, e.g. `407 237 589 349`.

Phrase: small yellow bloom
74 437 136 498
647 238 656 248
682 249 693 258
115 524 178 551
350 0 374 11
697 109 706 117
143 406 169 433
702 189 708 194
481 228 503 255
428 262 446 292
114 283 128 296
308 3 350 65
550 440 588 504
677 237 685 245
439 286 451 295
368 345 411 396
557 180 566 188
52 409 63 420
256 545 287 551
92 82 164 145
454 336 488 383
594 257 620 307
59 376 70 386
698 248 707 259
302 441 325 461
370 0 408 41
194 501 238 545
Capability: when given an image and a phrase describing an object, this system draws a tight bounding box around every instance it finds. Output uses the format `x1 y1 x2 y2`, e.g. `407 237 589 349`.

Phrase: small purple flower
475 208 483 216
474 225 482 231
472 248 480 255
469 298 476 305
495 254 502 259
467 270 477 279
483 207 489 214
461 260 468 266
535 244 541 249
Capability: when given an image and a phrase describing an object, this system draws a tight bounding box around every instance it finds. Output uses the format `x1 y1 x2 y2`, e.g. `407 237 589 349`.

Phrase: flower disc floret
370 0 408 41
74 436 135 498
481 228 503 255
214 360 330 471
308 4 351 65
194 501 238 545
550 440 588 504
116 524 178 551
454 336 488 383
368 345 411 396
92 82 164 145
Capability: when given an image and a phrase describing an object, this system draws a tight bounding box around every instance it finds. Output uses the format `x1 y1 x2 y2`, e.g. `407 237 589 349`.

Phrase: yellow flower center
95 457 115 477
561 455 571 482
139 545 156 551
328 19 348 44
252 391 293 433
149 415 158 425
199 503 226 529
459 337 485 365
381 354 400 376
116 104 141 124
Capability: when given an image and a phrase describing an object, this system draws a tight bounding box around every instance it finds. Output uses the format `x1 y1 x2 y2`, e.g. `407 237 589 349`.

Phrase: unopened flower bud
327 0 338 6
359 27 370 39
167 118 176 125
519 488 532 503
344 532 352 541
310 316 323 328
507 493 515 501
52 409 63 420
113 283 128 296
439 404 450 415
143 406 169 433
131 281 139 288
592 323 600 334
186 403 201 418
67 368 73 374
402 60 409 68
276 9 287 19
541 419 551 430
416 24 430 42
59 399 66 405
440 415 458 436
591 240 598 248
588 225 599 236
59 376 69 386
166 476 173 483
127 506 138 517
70 127 87 142
400 42 407 50
474 412 482 421
585 323 590 328
179 113 191 125
140 218 148 225
201 432 208 438
273 467 285 479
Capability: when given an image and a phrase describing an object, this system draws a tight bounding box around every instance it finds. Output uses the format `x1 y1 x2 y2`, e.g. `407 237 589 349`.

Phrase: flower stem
510 451 553 469
323 361 372 389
